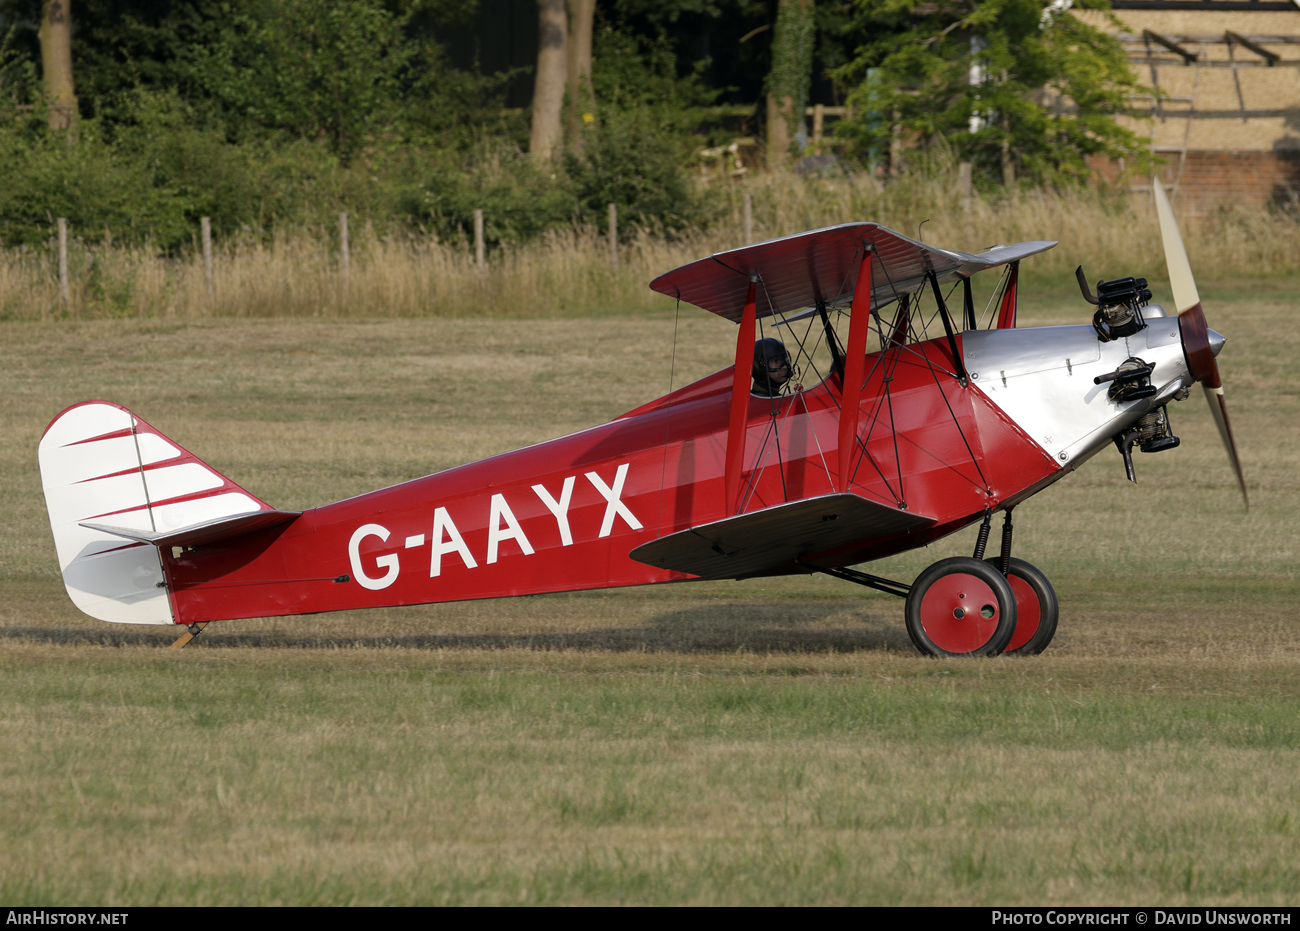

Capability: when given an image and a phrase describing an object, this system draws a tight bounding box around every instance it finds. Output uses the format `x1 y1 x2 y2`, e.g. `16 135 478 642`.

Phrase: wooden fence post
57 217 68 306
473 209 485 277
339 212 350 283
743 192 753 244
958 162 973 212
607 203 618 270
889 108 902 177
200 217 213 299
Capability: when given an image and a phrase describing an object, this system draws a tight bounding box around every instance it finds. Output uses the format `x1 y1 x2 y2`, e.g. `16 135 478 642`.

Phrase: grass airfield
0 282 1298 905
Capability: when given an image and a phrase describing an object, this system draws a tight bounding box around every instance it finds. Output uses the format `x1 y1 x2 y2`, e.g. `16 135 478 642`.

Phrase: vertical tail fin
38 401 276 625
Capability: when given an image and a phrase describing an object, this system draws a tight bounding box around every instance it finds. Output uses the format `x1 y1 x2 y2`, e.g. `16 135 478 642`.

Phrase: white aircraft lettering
430 506 477 577
585 463 642 538
531 476 576 546
358 469 638 586
487 493 535 564
348 523 399 590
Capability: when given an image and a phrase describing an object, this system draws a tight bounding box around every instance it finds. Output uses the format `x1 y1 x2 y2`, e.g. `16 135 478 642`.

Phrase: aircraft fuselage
158 316 1197 624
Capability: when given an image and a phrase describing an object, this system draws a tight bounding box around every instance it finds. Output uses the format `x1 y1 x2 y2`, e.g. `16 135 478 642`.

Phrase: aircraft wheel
905 557 1018 658
985 557 1059 655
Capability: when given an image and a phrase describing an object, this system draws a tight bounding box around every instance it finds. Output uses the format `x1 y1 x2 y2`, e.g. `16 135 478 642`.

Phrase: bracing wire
889 263 989 493
739 278 789 511
978 266 1012 329
917 340 992 494
655 294 682 537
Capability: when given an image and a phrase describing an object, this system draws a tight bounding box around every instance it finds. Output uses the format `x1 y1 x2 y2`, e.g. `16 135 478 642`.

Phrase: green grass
0 278 1297 905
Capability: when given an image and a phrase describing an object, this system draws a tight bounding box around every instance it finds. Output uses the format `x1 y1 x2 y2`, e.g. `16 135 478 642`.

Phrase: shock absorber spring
972 510 992 560
999 509 1014 576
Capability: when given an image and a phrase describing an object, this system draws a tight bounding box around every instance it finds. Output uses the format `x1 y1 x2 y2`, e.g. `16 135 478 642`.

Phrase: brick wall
1088 150 1300 214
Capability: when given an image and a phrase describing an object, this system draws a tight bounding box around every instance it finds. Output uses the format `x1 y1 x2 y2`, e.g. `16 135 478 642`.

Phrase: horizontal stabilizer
82 509 300 548
629 493 933 580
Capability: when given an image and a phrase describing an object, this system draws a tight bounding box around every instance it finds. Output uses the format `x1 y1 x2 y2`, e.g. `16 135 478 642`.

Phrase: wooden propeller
1152 179 1248 508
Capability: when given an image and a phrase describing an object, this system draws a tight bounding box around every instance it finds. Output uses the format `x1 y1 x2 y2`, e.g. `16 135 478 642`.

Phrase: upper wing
649 222 1055 323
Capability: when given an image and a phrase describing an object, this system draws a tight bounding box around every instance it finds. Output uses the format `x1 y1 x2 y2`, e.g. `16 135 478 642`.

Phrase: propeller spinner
1151 179 1248 508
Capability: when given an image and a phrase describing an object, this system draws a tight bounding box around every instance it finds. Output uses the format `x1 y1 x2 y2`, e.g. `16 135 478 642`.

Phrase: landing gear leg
168 622 208 650
981 507 1060 654
999 508 1014 575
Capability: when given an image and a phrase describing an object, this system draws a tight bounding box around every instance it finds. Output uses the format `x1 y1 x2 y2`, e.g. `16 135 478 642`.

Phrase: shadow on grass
0 602 915 654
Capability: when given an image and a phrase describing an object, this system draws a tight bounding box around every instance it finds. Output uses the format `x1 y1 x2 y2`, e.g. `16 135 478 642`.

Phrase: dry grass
2 172 1297 321
0 277 1297 904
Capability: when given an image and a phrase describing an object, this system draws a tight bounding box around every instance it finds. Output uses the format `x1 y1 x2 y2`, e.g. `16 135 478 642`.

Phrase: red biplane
38 183 1244 655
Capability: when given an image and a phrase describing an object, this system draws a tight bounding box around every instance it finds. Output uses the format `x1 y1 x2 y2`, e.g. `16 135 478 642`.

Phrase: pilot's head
753 338 793 395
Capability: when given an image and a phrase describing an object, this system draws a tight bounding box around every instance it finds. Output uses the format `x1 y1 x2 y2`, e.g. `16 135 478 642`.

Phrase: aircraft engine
1075 268 1154 341
1093 355 1183 483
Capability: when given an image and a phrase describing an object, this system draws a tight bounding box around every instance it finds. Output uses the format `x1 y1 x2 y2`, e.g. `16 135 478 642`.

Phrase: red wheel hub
1004 574 1042 652
918 573 1002 653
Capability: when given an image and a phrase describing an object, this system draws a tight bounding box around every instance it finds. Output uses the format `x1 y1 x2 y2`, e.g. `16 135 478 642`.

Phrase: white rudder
38 401 275 625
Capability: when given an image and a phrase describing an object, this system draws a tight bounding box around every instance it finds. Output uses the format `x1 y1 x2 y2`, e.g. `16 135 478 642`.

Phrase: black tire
984 557 1059 656
904 556 1018 658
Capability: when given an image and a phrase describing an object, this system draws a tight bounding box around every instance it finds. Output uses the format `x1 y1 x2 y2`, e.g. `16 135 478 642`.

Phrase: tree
38 0 76 129
529 0 567 161
565 0 596 154
197 0 415 163
766 0 814 168
531 0 599 161
835 0 1148 184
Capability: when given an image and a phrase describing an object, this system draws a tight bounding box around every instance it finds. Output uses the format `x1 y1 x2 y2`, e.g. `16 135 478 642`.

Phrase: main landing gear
905 557 1016 657
986 556 1058 655
815 509 1059 657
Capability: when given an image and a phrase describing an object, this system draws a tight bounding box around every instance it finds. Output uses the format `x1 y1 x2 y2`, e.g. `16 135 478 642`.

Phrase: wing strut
817 301 845 381
995 261 1020 329
888 294 910 347
724 278 758 513
927 271 968 386
837 247 874 491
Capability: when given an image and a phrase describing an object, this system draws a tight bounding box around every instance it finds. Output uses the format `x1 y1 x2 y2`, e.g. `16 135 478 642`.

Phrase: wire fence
1 171 1295 321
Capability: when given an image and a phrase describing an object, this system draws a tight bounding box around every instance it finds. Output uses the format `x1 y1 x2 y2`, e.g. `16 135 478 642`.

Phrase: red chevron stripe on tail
38 401 276 625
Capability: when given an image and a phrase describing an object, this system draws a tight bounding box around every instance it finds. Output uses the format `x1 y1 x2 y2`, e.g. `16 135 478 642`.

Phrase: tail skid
39 401 281 625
